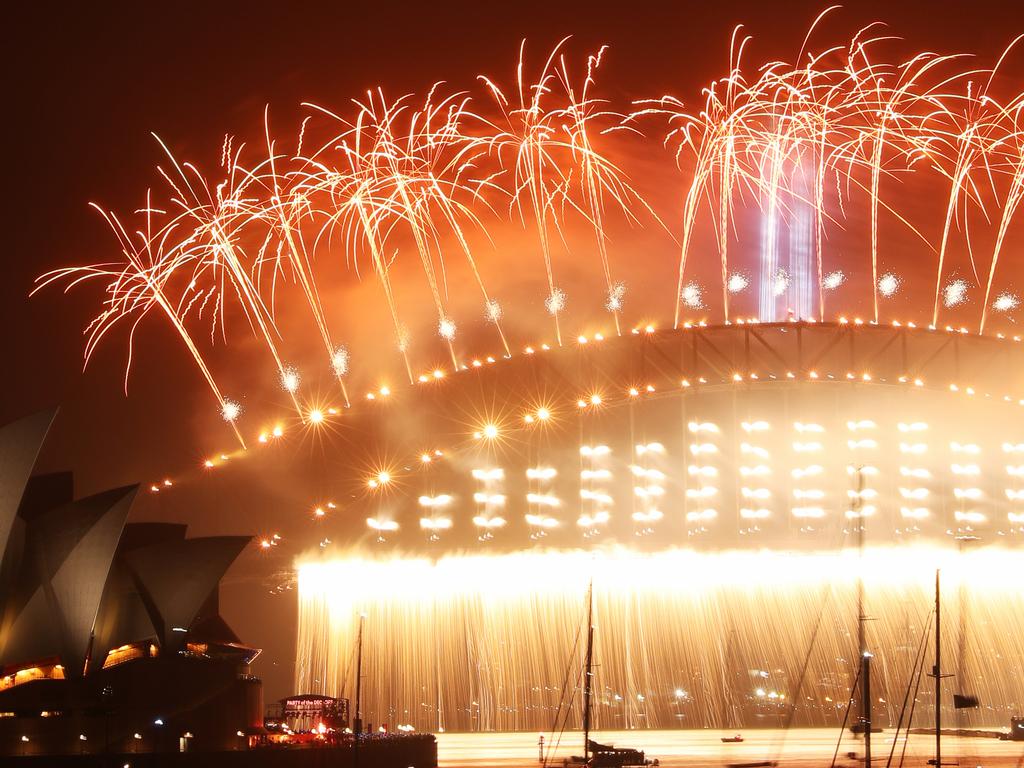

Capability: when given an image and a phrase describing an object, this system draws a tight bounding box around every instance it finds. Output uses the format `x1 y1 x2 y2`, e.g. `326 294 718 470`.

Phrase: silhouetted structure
0 410 261 757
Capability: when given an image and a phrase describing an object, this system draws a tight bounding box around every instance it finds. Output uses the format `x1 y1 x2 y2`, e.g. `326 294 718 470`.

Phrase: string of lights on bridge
139 317 1024 552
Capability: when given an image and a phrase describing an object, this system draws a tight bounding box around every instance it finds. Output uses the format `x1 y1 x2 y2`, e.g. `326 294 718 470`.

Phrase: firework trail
259 108 352 408
37 18 1024 439
33 196 248 447
979 57 1024 333
557 45 655 335
479 40 572 346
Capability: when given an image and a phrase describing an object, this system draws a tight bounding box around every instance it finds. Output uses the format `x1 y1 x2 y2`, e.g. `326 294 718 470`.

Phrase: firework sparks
331 345 350 377
993 292 1019 313
680 282 704 309
438 316 457 341
484 299 503 323
727 273 749 294
36 21 1024 436
397 325 411 352
943 279 970 308
878 273 901 299
823 271 845 291
773 269 790 298
606 281 626 312
545 287 567 316
221 399 242 422
280 366 301 394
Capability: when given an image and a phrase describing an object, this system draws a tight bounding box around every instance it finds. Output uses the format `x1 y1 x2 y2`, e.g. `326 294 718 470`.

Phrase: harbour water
437 728 1024 767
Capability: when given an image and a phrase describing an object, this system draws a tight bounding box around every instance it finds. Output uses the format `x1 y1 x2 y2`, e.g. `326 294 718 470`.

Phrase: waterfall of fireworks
297 547 1023 732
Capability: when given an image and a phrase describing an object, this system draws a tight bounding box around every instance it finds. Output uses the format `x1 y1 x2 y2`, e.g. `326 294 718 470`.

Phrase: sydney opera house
0 410 261 758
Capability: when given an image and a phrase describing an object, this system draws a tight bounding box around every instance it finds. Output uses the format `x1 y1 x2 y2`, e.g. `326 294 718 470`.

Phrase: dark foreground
9 734 437 767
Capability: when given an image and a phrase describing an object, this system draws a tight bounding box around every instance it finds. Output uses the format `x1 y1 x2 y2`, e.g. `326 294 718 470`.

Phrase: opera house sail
0 411 261 757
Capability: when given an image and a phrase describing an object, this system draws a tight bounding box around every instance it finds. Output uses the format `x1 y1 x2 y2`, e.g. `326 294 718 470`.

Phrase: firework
36 19 1024 439
993 292 1020 313
280 365 301 394
484 298 503 323
943 278 970 308
395 324 411 353
544 287 567 316
680 282 704 309
221 399 242 422
772 269 790 298
878 273 901 298
726 273 749 294
298 547 1024 731
438 316 457 341
605 281 626 312
331 345 350 377
822 271 845 291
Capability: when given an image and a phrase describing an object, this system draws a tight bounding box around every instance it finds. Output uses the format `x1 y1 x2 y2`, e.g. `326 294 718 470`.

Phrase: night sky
5 0 1024 703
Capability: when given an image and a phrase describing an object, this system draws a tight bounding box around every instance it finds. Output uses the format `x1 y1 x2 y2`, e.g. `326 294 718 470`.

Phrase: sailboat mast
855 467 866 658
354 613 365 767
853 466 873 764
583 580 595 762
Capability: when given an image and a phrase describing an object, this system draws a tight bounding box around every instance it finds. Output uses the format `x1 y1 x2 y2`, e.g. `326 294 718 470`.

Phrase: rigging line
543 600 586 767
771 582 833 764
830 664 863 768
897 608 935 768
886 609 933 768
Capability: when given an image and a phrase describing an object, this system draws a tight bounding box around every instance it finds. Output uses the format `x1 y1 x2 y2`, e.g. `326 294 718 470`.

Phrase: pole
855 468 866 661
854 465 869 751
862 652 872 766
582 580 595 763
933 570 941 768
355 613 364 768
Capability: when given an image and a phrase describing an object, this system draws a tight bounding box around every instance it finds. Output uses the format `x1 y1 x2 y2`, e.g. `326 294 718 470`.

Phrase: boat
564 739 655 767
558 582 657 767
719 629 744 744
